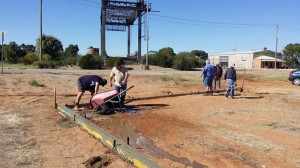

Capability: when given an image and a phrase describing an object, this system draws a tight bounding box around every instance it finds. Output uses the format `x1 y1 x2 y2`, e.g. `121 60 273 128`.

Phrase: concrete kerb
57 104 160 168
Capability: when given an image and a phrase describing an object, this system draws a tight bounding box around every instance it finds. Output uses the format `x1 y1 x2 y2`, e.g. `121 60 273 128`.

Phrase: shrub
172 55 191 70
144 64 150 70
106 57 124 68
35 60 59 69
20 53 39 65
79 54 103 69
29 79 45 87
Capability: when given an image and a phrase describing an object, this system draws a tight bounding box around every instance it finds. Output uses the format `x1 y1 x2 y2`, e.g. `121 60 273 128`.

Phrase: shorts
203 76 214 87
77 80 94 93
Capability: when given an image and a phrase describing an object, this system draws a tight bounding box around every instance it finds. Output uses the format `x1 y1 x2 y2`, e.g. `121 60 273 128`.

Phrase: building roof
254 56 284 62
209 49 275 56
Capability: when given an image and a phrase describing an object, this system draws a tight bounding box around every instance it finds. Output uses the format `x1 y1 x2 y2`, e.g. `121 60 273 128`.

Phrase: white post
54 87 57 109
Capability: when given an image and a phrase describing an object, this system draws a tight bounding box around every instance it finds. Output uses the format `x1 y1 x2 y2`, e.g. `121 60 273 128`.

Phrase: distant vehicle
288 69 300 85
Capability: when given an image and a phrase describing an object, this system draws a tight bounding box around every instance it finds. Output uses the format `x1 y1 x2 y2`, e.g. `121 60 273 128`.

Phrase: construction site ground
0 66 299 168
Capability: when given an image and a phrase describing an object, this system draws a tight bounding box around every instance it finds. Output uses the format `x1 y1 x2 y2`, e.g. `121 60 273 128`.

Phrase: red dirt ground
1 67 299 168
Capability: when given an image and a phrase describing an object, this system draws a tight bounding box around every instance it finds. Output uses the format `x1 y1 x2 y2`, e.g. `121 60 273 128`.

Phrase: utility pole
275 24 279 70
1 32 4 73
145 0 149 66
39 0 43 61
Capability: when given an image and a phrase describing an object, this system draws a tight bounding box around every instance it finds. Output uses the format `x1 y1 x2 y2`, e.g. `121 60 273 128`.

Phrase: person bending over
74 75 107 110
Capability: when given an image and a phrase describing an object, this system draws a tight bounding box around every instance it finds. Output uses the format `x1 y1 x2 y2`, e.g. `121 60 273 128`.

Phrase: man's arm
94 82 99 95
110 76 114 87
109 69 114 87
122 72 129 85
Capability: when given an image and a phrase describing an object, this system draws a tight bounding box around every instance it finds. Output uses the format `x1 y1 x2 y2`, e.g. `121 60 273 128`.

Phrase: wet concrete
91 106 206 167
71 103 206 167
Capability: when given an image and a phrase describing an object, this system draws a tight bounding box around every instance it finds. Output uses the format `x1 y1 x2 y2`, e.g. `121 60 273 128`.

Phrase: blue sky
1 0 300 56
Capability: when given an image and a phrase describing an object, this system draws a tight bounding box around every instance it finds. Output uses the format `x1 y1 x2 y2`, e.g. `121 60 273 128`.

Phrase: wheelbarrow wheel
95 104 109 114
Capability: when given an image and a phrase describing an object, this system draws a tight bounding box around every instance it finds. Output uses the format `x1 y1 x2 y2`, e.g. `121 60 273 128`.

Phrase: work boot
225 93 229 98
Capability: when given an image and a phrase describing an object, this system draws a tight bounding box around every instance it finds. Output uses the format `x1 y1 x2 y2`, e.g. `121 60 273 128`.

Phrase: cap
100 79 107 86
231 64 235 68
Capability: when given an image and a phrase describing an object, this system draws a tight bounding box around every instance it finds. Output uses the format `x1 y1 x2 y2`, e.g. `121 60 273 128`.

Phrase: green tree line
1 34 299 70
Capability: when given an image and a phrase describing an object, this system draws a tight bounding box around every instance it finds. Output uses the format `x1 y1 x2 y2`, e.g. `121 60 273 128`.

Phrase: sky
1 0 300 56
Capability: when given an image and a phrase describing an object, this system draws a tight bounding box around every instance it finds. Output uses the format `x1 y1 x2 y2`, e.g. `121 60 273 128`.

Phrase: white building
209 48 284 69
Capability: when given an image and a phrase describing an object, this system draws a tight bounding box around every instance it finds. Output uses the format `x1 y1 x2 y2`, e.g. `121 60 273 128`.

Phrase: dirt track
0 67 299 168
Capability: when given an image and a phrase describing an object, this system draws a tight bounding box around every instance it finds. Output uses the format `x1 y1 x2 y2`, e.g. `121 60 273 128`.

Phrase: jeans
115 84 127 105
226 79 235 98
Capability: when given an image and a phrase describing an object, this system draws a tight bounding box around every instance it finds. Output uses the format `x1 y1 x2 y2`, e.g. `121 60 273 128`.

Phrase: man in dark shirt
75 75 107 110
213 63 223 90
224 64 237 99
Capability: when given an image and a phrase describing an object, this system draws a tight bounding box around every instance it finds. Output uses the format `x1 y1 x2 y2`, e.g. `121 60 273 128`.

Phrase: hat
100 79 107 86
231 63 235 68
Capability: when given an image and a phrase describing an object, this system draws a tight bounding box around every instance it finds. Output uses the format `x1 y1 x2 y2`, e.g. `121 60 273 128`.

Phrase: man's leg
213 79 216 90
75 92 83 110
75 80 83 110
120 85 127 106
217 78 221 90
209 76 214 94
231 83 235 98
114 85 123 108
90 90 95 97
225 79 232 98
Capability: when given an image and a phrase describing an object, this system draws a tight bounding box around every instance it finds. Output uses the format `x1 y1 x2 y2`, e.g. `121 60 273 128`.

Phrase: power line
150 17 275 29
150 13 276 27
64 0 100 8
280 25 300 33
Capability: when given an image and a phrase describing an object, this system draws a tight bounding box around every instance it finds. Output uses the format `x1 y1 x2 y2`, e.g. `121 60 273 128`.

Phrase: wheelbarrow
90 85 134 114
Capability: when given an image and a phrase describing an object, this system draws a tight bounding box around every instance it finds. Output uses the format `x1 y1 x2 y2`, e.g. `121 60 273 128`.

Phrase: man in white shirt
109 61 129 106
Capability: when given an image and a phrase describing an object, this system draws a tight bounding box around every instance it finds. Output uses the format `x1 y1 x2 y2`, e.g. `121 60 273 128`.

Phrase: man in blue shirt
202 60 215 95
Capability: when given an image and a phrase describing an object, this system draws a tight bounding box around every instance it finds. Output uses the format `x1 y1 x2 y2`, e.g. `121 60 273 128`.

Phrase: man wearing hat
74 75 107 110
224 64 237 99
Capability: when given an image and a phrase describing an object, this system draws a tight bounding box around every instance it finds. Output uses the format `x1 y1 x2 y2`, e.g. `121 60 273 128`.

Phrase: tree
172 51 201 70
36 34 63 60
172 54 190 70
65 44 79 58
62 44 79 65
283 43 300 68
3 41 20 64
191 50 208 60
155 47 176 68
3 45 16 64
